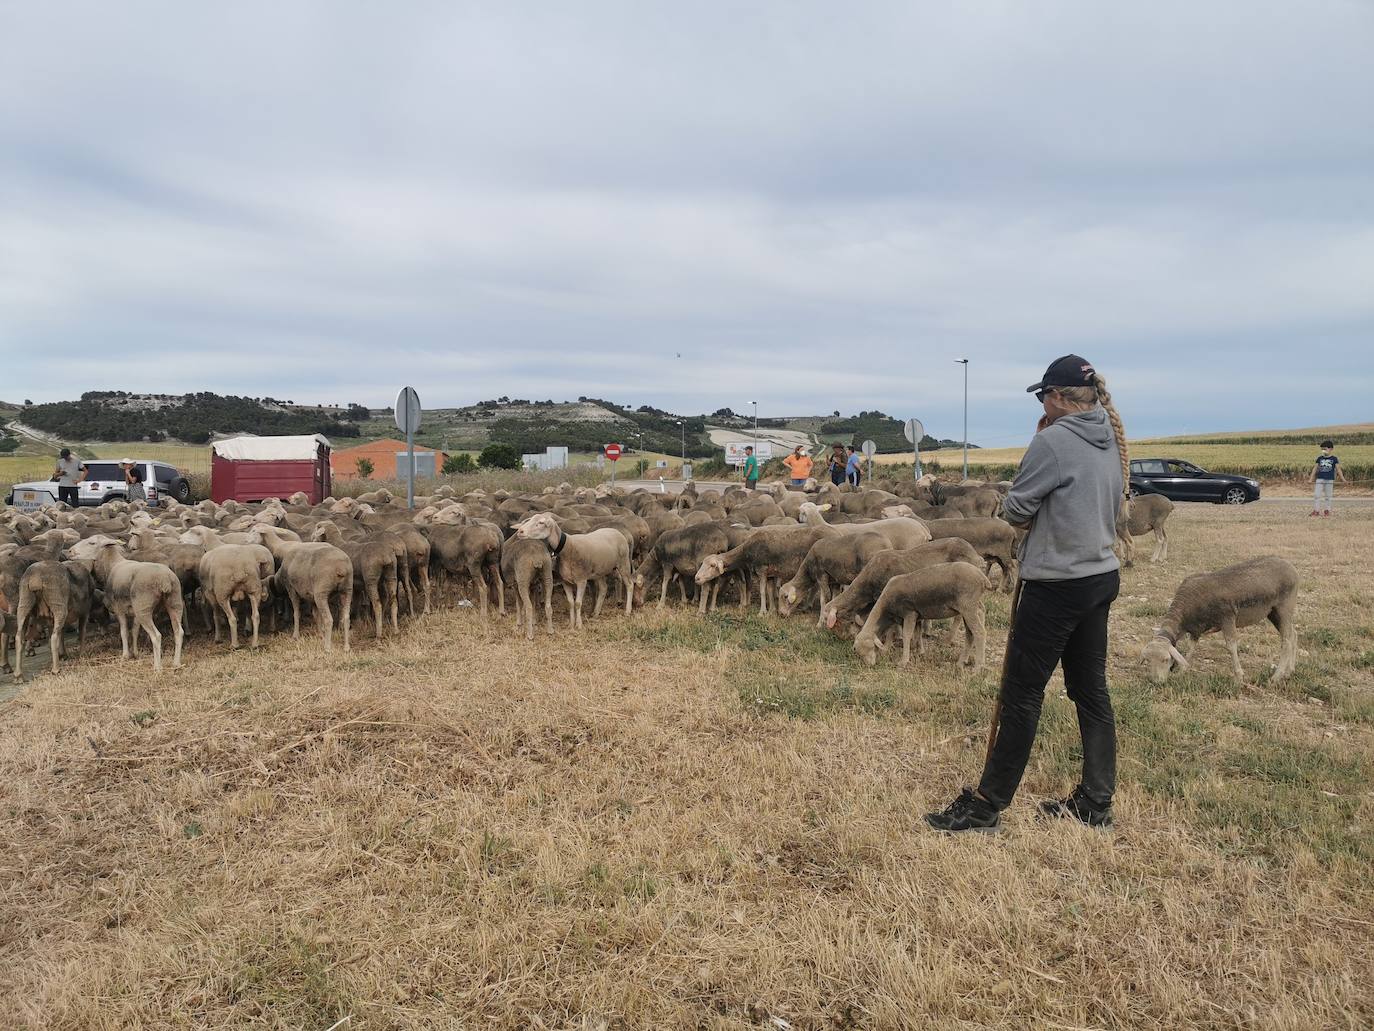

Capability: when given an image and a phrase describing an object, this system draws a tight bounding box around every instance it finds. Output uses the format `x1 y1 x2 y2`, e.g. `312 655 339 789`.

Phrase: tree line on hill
819 411 968 453
20 392 362 444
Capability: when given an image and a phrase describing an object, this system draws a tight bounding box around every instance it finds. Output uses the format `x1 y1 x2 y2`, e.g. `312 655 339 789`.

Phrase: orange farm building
330 438 449 481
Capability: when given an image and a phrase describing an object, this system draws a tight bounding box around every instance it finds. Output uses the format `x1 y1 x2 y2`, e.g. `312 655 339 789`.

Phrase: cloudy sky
2 2 1371 446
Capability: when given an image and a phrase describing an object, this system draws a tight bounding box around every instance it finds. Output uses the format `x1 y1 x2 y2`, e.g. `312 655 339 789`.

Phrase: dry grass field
2 503 1372 1028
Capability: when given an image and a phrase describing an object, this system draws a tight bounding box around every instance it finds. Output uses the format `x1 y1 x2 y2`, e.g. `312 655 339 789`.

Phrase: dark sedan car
1129 458 1260 505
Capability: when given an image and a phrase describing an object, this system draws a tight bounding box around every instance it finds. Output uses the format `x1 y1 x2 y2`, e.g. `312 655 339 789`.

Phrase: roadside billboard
723 441 774 466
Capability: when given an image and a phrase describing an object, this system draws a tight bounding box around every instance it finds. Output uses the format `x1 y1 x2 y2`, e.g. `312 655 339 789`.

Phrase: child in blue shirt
1311 440 1346 517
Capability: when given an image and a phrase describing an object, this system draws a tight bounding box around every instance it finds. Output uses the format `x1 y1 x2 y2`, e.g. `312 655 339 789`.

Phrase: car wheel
1222 486 1248 505
170 478 193 503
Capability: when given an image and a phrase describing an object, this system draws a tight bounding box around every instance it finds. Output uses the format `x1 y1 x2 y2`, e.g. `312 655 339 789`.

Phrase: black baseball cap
1026 354 1097 394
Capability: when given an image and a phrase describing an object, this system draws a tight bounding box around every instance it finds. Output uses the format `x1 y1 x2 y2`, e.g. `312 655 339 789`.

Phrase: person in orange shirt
782 446 813 486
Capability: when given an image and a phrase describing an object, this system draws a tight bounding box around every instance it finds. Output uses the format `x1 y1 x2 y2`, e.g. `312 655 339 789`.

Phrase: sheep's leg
517 579 535 640
76 612 88 659
289 590 302 639
562 583 576 627
313 591 335 652
542 569 554 633
1152 527 1167 563
697 576 711 615
492 565 506 617
210 596 224 644
574 581 588 629
249 594 260 649
815 579 830 627
658 575 671 609
677 576 690 604
340 587 351 653
757 571 768 616
966 605 986 672
900 612 915 666
708 580 721 613
134 605 163 672
13 600 31 681
116 609 132 660
1271 600 1298 682
592 578 608 619
622 564 633 616
367 579 384 641
222 596 238 649
168 599 185 668
1220 617 1244 681
387 569 399 634
418 562 432 615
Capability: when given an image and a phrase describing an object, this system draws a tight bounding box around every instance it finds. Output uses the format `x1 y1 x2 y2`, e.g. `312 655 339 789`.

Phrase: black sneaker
924 788 1000 833
1038 787 1113 828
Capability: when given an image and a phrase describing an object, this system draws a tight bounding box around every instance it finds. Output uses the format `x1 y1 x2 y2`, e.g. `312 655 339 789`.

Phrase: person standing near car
926 354 1130 833
826 444 847 486
52 448 86 508
120 458 147 504
1310 440 1345 517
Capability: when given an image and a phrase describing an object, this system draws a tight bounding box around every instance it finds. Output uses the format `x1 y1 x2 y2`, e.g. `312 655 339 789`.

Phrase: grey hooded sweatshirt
1002 406 1123 582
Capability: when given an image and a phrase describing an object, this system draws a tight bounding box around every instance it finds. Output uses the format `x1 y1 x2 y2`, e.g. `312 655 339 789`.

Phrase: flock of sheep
0 474 1299 687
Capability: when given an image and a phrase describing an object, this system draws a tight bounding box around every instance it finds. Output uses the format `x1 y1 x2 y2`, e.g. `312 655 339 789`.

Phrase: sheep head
695 554 726 584
778 583 799 614
882 504 915 520
855 627 881 666
67 535 123 564
514 513 558 543
1140 636 1188 684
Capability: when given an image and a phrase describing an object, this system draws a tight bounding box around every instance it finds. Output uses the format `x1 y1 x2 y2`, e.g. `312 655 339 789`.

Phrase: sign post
395 386 422 510
861 439 876 484
903 418 925 480
604 442 622 484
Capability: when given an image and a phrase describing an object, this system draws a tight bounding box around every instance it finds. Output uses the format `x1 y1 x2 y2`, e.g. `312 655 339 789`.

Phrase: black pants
979 569 1120 809
58 485 79 507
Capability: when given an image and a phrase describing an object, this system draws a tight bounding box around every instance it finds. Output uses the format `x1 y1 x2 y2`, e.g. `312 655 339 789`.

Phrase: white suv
7 459 192 512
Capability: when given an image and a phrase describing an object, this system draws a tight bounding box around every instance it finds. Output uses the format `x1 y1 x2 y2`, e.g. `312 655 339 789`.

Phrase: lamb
248 527 354 652
822 537 985 631
500 536 555 639
425 522 505 616
694 526 831 616
197 544 274 650
514 512 633 629
633 522 731 612
311 522 400 637
778 532 889 625
853 563 992 670
1116 494 1173 566
922 517 1019 591
1139 556 1299 685
12 560 96 680
67 536 185 672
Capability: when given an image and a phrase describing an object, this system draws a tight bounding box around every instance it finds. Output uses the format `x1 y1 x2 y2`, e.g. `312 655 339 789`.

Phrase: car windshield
84 463 123 481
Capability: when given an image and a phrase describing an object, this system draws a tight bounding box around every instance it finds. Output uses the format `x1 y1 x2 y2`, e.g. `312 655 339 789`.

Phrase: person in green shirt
741 446 760 489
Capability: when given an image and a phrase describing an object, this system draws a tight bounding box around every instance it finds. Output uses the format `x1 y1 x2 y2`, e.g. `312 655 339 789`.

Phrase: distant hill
17 392 363 444
6 391 977 458
1135 423 1374 446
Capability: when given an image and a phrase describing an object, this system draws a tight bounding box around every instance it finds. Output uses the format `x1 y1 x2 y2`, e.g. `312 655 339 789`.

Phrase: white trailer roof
211 434 331 461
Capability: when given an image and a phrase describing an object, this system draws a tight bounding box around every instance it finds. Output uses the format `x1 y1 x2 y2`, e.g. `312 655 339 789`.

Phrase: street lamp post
751 401 758 482
676 420 684 463
954 359 969 481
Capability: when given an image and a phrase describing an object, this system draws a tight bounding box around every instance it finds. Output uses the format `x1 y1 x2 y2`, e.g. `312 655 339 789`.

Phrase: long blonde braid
1058 372 1130 515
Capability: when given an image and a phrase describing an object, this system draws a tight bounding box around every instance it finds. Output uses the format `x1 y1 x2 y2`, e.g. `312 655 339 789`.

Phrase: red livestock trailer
210 434 332 504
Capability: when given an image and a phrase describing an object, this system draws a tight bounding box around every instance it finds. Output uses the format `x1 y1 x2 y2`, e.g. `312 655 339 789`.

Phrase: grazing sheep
501 536 556 639
922 517 1019 591
12 560 96 680
854 563 992 670
633 522 731 612
515 512 633 629
425 523 505 617
198 545 273 650
778 532 889 625
1139 556 1299 685
311 522 400 637
248 527 354 653
821 537 985 631
1116 494 1173 566
68 536 185 672
694 527 831 616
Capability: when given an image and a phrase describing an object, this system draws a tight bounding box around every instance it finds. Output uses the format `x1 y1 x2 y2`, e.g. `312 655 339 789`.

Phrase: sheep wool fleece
1002 406 1123 582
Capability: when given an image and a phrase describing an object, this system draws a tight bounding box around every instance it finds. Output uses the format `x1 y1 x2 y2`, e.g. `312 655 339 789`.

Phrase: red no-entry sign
604 444 622 461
